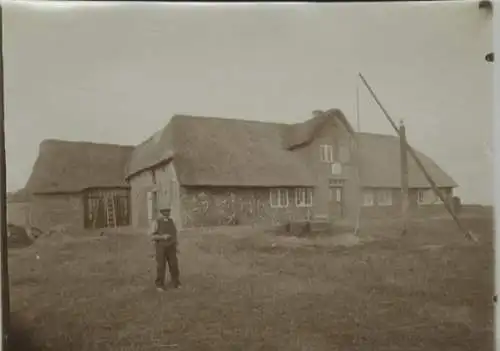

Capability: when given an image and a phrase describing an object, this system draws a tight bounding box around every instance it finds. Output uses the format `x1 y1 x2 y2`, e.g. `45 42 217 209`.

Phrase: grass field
8 214 494 351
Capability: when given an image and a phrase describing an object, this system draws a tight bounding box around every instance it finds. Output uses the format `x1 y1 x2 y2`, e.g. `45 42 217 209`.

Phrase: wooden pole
353 76 362 235
399 120 410 235
358 73 477 242
0 3 10 349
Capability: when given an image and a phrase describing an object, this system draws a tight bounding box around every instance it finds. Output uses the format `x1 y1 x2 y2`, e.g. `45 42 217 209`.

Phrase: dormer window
320 144 334 163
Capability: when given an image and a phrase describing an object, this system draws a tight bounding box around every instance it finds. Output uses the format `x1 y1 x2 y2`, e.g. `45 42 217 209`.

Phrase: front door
329 187 343 219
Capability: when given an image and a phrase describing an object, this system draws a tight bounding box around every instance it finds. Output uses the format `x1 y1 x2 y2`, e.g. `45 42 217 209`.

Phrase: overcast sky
3 1 493 204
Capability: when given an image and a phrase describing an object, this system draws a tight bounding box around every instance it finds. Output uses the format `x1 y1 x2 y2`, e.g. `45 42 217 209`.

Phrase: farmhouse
9 109 457 232
126 109 457 230
7 140 134 231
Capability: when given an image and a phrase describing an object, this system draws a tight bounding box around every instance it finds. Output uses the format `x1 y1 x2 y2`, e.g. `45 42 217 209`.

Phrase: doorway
147 190 159 222
328 186 343 219
84 190 131 229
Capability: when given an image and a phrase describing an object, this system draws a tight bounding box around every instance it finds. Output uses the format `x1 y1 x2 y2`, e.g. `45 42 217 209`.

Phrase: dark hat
160 207 171 213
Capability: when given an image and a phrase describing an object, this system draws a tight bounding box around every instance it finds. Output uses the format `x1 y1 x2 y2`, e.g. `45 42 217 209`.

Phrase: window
331 162 342 175
418 189 443 205
434 194 443 204
417 190 425 204
270 188 289 208
362 190 374 207
279 189 289 208
320 144 334 163
430 190 443 204
333 188 342 202
376 189 392 206
295 188 313 207
338 143 350 163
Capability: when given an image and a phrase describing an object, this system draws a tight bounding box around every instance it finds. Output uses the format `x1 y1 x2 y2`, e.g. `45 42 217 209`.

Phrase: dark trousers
155 242 180 287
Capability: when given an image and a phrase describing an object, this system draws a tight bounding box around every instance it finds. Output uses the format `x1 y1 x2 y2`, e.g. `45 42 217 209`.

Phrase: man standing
150 207 181 291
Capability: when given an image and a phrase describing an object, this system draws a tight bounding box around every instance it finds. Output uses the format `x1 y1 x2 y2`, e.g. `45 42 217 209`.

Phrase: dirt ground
7 213 494 351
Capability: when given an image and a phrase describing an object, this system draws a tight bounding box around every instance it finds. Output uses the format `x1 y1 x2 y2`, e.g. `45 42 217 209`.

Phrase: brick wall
180 187 312 228
291 117 359 223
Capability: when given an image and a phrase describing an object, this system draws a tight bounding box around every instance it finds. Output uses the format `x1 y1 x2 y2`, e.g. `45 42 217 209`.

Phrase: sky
3 1 493 205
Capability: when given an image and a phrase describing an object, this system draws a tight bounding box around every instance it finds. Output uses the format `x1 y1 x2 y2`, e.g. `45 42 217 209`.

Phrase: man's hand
151 234 172 241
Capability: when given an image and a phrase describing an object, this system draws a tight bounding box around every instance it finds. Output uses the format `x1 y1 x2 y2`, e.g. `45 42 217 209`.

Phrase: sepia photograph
2 1 494 350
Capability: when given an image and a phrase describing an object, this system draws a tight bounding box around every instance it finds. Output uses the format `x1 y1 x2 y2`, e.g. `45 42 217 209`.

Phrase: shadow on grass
8 314 76 351
8 317 43 351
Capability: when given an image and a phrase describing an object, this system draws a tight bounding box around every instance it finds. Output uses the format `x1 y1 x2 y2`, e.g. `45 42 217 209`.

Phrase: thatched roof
357 133 457 188
284 108 355 150
25 139 134 194
127 112 457 189
126 115 316 187
126 125 175 180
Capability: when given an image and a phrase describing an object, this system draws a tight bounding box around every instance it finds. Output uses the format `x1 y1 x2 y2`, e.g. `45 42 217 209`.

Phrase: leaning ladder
105 193 117 228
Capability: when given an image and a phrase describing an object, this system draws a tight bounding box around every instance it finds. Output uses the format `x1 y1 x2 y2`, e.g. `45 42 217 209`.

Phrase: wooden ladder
105 194 117 228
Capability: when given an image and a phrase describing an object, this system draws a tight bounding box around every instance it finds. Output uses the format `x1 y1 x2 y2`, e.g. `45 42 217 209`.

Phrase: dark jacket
153 217 177 247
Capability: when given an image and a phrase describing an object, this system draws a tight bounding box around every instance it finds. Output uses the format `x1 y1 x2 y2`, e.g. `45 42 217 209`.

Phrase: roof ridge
356 132 398 138
40 139 134 148
171 114 287 126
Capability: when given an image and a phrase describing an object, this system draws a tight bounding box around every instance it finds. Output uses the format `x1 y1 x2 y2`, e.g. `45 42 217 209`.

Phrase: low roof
357 132 458 188
25 139 134 194
128 112 457 189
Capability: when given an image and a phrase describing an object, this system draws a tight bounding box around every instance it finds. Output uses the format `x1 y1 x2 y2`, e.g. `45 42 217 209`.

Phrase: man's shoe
168 281 181 289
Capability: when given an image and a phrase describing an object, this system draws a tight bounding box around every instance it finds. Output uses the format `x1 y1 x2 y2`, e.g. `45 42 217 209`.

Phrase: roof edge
33 185 131 196
181 183 316 188
125 156 174 181
39 138 134 149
